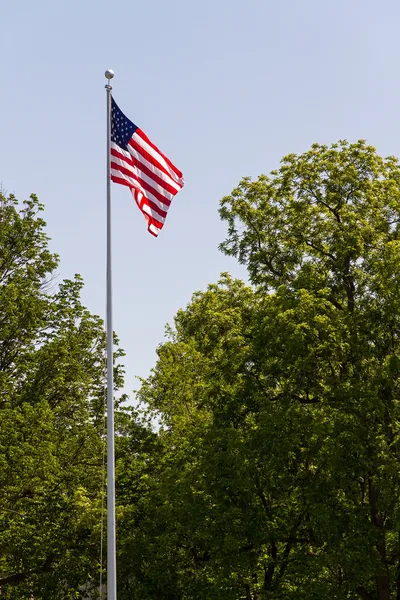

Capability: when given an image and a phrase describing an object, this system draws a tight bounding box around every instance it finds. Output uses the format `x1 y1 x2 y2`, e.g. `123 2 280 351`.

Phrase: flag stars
111 98 138 150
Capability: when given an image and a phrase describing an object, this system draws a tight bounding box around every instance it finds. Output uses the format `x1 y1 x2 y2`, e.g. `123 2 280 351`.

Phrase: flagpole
105 68 117 600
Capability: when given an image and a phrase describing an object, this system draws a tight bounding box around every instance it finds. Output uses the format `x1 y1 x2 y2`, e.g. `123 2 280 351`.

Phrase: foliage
5 140 400 600
0 193 124 599
118 141 400 600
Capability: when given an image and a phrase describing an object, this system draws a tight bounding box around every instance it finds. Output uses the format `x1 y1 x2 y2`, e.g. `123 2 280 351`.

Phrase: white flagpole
104 68 117 600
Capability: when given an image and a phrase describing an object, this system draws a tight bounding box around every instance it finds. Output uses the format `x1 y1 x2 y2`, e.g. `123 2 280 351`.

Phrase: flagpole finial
105 69 114 80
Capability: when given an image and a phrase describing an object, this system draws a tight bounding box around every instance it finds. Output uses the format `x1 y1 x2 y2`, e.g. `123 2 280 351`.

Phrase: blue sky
2 0 400 396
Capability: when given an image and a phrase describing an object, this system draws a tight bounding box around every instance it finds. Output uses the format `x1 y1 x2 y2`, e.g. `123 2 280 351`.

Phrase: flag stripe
128 137 183 189
111 145 173 207
112 148 175 203
126 142 182 192
140 199 166 224
148 223 161 236
133 190 165 228
135 129 183 182
112 144 178 200
127 144 182 193
135 168 175 203
111 169 168 219
132 191 162 237
131 131 184 187
110 156 172 212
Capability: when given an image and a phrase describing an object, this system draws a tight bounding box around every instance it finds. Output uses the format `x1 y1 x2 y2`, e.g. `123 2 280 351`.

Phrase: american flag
110 98 184 237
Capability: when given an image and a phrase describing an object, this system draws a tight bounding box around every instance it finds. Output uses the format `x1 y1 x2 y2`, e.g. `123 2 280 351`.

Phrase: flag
110 98 184 237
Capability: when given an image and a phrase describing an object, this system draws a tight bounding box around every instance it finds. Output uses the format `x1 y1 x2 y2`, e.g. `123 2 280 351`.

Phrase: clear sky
2 0 400 397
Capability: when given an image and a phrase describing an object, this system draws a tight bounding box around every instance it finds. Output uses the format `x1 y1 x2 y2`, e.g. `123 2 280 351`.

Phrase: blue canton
111 98 138 150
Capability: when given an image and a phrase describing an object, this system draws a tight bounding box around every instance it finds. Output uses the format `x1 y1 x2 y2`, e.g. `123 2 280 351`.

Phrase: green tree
119 141 400 600
0 193 124 599
219 140 400 599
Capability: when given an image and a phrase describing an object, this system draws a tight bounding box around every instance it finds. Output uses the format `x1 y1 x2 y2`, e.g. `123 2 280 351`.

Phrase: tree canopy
118 141 400 600
0 194 125 599
4 140 400 600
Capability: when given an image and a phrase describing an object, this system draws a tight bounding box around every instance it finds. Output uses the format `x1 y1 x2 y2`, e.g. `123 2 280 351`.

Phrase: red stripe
134 173 172 208
127 146 180 197
113 141 182 204
110 162 139 189
112 174 165 233
128 139 180 189
111 169 168 220
129 138 184 188
136 129 183 179
111 160 171 210
111 174 136 190
132 190 164 230
139 196 167 220
138 196 166 223
111 152 173 206
128 138 177 188
111 146 135 168
133 194 162 237
126 142 181 193
111 158 136 180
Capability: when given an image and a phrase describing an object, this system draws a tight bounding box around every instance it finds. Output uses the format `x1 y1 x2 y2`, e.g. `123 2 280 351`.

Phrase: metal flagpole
104 68 117 600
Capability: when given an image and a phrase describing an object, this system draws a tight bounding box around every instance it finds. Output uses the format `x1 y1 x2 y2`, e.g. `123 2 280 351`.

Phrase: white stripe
112 148 175 203
110 167 140 191
111 142 133 165
131 190 165 225
111 153 172 207
134 165 175 203
112 143 177 203
111 166 170 214
149 223 161 236
131 131 184 187
139 200 166 224
127 144 181 192
111 152 136 178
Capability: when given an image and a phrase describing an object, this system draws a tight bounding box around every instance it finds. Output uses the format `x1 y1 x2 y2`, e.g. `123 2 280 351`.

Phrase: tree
219 140 400 598
0 193 124 599
119 141 400 599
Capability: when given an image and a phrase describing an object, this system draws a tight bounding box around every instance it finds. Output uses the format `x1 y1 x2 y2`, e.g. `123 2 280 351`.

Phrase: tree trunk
244 583 252 600
375 575 390 600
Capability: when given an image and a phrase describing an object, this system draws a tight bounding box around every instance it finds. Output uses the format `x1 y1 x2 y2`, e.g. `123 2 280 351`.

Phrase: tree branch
0 553 55 587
